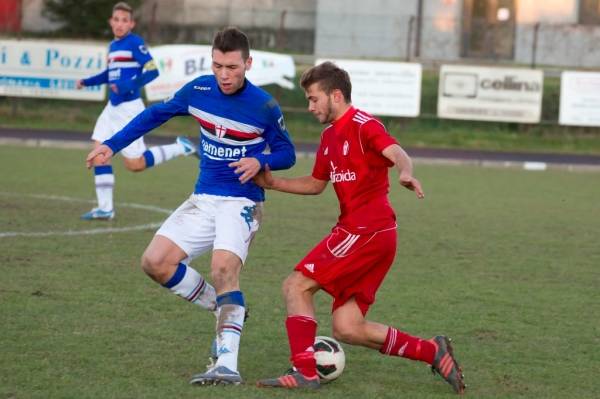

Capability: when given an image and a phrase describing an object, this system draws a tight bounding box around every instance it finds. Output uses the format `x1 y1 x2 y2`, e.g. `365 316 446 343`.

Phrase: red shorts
294 226 397 315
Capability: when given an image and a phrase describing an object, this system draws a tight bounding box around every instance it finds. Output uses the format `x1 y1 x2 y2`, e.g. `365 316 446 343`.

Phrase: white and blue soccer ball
313 336 345 382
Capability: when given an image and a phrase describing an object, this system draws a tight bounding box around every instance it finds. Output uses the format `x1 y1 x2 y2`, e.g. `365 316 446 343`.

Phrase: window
580 0 600 25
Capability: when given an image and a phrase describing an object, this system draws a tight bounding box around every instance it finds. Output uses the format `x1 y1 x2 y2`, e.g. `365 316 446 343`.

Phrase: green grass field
1 145 599 398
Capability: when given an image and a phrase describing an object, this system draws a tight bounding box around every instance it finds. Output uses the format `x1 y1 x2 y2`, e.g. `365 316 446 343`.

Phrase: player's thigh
91 102 114 142
214 197 261 265
156 196 217 260
114 99 147 159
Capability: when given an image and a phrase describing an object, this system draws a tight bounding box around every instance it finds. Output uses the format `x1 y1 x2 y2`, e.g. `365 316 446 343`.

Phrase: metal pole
415 0 423 58
406 15 415 61
277 10 287 50
531 22 540 69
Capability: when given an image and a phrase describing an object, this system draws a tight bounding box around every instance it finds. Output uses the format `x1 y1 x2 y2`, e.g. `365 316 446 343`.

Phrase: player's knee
123 157 146 172
210 262 231 286
332 324 361 345
141 252 164 280
282 273 302 300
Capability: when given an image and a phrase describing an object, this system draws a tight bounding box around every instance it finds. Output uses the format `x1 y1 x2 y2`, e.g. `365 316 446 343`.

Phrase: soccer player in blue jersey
85 27 296 385
77 2 197 221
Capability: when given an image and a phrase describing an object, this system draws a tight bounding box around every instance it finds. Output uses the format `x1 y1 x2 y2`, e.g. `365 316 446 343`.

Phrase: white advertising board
145 45 295 102
315 58 422 117
559 71 600 127
438 65 543 123
0 40 106 100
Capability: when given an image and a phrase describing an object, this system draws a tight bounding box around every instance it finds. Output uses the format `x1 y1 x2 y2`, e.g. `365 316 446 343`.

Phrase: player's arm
229 101 296 183
113 43 159 94
86 83 190 168
78 69 109 89
254 164 328 195
382 144 424 199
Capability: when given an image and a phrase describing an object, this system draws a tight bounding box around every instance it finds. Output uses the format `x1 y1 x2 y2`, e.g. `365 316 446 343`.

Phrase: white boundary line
0 192 172 238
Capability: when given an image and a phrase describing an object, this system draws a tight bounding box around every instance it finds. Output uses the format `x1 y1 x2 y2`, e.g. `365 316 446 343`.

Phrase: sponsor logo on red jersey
330 161 356 183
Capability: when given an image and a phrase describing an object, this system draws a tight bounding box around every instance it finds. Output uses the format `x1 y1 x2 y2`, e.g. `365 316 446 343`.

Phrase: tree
43 0 141 38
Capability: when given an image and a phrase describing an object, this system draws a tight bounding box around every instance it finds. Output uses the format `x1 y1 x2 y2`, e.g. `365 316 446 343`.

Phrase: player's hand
76 80 84 90
399 172 424 199
229 157 261 184
253 164 275 189
86 145 114 169
110 84 119 94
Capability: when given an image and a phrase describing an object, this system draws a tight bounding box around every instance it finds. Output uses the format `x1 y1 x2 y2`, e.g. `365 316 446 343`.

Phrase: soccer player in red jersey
255 62 465 394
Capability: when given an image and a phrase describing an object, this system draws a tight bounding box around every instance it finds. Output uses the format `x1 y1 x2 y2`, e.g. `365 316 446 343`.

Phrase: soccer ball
313 335 345 382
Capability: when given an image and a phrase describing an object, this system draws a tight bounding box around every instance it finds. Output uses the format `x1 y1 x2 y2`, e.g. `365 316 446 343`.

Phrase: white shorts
156 194 263 264
92 99 147 159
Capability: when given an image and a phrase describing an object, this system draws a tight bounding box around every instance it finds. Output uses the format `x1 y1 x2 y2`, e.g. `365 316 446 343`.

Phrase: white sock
148 143 186 166
95 172 114 212
215 292 245 372
163 263 216 311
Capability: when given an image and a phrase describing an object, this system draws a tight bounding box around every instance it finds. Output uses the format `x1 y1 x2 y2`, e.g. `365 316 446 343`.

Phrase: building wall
314 0 418 59
138 0 315 51
420 0 462 61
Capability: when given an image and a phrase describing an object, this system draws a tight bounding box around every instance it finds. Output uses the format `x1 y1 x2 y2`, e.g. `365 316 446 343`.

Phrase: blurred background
3 0 600 156
3 0 600 68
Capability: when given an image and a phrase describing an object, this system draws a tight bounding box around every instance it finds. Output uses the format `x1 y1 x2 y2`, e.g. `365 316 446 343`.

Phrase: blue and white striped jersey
104 75 296 202
82 33 158 105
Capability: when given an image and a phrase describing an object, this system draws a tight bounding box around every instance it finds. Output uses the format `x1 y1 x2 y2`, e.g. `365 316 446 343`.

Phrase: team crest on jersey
215 125 227 138
343 141 350 156
277 115 286 132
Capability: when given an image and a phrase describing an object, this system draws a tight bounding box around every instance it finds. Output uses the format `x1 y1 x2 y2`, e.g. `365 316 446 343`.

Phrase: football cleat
176 136 200 159
430 335 466 394
190 365 242 386
80 208 114 221
257 369 320 389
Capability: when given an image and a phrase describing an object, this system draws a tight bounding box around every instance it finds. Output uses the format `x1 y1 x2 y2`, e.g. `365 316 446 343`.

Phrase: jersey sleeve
115 38 159 94
82 69 108 86
132 38 154 68
362 119 398 153
253 99 296 171
103 81 191 154
311 136 330 181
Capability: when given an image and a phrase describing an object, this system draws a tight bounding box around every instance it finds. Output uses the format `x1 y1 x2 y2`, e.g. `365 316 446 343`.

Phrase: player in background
77 2 197 221
85 27 296 386
255 62 466 394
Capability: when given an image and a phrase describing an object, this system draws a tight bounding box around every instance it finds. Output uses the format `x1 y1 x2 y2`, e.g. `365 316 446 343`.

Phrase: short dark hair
300 62 352 103
212 27 250 60
113 2 133 16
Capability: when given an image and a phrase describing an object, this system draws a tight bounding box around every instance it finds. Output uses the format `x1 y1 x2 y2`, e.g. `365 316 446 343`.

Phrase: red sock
379 327 436 364
286 315 318 378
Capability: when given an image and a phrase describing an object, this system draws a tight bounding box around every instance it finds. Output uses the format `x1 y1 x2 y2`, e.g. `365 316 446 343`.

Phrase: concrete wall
420 0 462 61
137 0 316 52
314 0 418 59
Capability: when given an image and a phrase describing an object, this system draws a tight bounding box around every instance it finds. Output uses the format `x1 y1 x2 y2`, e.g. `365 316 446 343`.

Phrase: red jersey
312 107 398 234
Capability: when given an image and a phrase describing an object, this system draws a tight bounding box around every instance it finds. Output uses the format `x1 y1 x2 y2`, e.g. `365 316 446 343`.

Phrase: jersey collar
331 106 356 127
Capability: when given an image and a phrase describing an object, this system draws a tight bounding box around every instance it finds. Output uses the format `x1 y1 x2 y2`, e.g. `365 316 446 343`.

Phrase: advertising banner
145 45 295 101
438 65 543 123
0 39 106 100
316 58 422 117
559 71 600 127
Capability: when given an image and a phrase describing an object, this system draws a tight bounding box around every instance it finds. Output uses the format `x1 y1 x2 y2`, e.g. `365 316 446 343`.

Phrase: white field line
0 192 172 238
